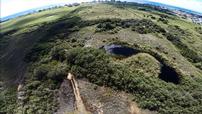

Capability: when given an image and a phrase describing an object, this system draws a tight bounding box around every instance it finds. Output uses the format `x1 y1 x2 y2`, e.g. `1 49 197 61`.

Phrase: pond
104 44 138 57
159 64 180 84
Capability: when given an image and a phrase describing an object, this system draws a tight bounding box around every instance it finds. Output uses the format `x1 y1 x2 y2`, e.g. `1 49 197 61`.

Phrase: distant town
89 0 202 25
150 3 202 25
172 10 202 25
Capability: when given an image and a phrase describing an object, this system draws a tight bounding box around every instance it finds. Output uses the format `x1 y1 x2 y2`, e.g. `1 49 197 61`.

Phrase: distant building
192 17 202 24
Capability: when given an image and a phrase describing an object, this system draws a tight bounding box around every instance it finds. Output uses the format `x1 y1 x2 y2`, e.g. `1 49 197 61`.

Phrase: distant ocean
1 4 64 22
1 0 202 22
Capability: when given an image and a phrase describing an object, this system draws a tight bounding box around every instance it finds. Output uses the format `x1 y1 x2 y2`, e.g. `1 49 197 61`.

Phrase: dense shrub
195 27 202 34
150 15 156 20
66 48 113 83
33 65 49 80
131 19 165 34
95 18 165 34
51 47 66 62
158 17 168 24
96 22 116 32
163 27 202 64
24 43 52 62
20 61 69 113
0 88 17 114
47 65 67 82
194 62 202 70
64 47 202 113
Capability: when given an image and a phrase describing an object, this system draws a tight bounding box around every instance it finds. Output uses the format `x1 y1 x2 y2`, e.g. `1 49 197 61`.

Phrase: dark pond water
104 44 138 57
159 64 180 84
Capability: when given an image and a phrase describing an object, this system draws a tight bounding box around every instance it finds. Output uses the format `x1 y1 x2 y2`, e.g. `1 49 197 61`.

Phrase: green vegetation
0 87 17 114
163 25 202 70
63 47 202 113
19 61 68 114
158 17 168 24
0 6 78 33
1 3 202 114
95 18 166 34
195 26 202 34
131 19 166 34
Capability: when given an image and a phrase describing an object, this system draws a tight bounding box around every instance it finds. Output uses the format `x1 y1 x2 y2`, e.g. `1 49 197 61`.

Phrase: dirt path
56 79 75 114
56 73 155 114
67 73 90 114
129 102 141 114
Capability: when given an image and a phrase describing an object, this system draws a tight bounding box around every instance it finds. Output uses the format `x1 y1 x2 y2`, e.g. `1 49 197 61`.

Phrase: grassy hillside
0 3 202 114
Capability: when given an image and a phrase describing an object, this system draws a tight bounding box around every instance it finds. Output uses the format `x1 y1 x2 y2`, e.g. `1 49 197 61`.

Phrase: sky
1 0 202 18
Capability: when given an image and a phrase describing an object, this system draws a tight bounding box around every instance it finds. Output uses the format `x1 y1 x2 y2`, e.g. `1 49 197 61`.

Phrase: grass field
0 6 78 33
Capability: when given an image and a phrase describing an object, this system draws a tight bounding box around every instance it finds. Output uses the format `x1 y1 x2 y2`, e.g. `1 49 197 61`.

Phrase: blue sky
1 0 202 18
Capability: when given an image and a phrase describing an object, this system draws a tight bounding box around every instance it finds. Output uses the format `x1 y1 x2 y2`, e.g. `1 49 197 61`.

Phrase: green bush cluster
51 46 67 62
0 87 17 114
96 22 116 32
66 48 112 81
24 43 52 62
194 62 202 70
22 82 58 114
163 26 202 66
64 47 202 113
19 62 69 114
158 17 168 24
131 19 166 34
94 18 165 34
147 15 156 20
33 62 68 84
195 26 202 34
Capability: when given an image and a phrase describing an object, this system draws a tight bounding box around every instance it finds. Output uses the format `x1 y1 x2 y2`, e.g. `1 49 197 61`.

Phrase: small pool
159 65 180 84
104 44 138 57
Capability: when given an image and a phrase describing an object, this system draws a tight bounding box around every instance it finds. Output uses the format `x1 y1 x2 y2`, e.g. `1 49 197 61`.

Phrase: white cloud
148 0 202 13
